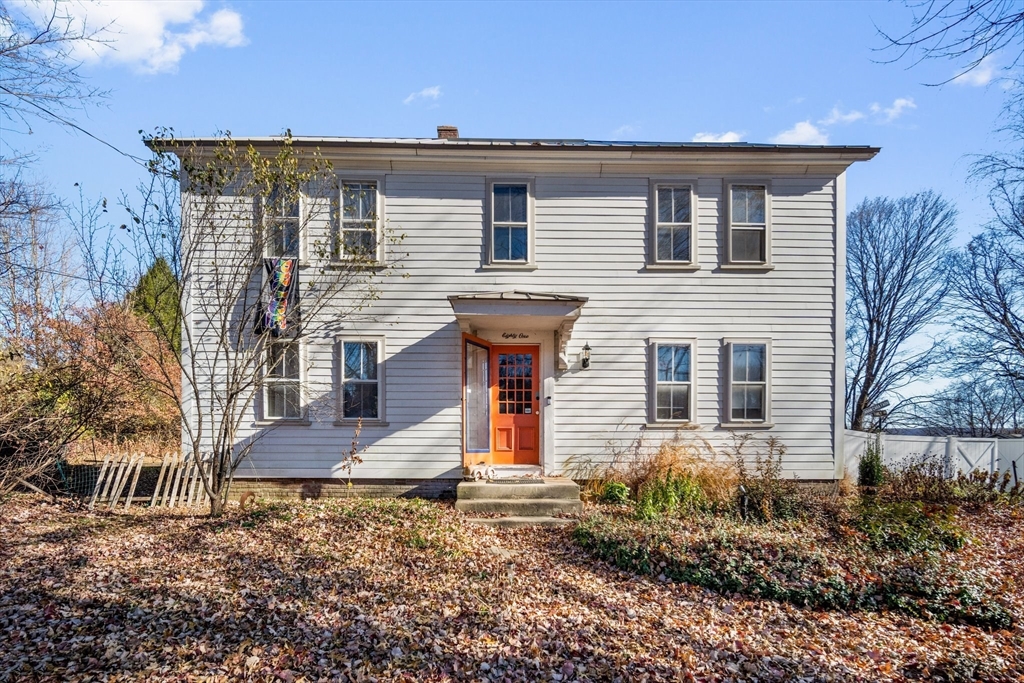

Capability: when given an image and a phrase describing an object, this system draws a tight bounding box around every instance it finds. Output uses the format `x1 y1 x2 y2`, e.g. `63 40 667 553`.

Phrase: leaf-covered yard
1 495 1022 682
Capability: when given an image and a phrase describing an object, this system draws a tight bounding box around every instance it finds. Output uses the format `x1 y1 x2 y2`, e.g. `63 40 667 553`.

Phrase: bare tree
879 0 1023 84
79 132 401 515
846 191 957 430
902 373 1024 436
0 0 108 136
951 85 1024 382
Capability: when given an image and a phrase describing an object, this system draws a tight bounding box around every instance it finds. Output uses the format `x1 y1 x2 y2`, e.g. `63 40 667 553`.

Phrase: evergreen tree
129 257 180 356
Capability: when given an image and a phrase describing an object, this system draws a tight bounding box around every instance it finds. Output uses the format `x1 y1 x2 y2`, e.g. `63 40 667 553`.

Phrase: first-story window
340 181 379 260
341 339 383 420
727 341 770 423
265 340 302 419
727 183 769 264
650 340 694 422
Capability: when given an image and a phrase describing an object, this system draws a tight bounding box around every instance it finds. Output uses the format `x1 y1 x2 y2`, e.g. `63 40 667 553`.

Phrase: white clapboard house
172 128 877 494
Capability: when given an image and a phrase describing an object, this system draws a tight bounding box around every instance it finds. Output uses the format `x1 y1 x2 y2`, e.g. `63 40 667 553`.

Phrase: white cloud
770 121 828 145
870 97 916 122
404 86 442 105
63 1 246 74
692 131 744 143
953 55 997 86
818 106 864 126
612 124 639 137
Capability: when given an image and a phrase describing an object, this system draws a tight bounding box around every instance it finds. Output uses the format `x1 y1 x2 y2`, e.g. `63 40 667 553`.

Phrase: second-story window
491 183 530 263
728 184 769 264
265 185 300 258
655 185 693 263
341 181 379 260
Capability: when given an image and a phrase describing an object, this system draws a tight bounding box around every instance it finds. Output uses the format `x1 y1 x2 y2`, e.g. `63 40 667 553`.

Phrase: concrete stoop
456 477 581 527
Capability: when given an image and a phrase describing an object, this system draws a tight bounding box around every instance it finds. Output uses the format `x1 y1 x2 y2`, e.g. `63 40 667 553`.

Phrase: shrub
853 500 967 552
858 438 885 487
573 512 1012 629
599 480 630 505
882 454 958 504
635 471 708 519
734 436 803 522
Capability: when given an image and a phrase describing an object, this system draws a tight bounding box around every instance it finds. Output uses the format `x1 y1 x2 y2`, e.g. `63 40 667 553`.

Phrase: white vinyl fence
845 430 1024 482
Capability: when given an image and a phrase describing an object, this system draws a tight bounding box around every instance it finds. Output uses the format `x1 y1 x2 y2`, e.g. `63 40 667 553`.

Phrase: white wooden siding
184 166 841 481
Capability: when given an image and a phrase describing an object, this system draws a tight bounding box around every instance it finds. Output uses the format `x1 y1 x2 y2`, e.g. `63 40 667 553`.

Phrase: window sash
653 343 693 422
490 182 531 263
337 182 380 260
265 342 301 419
728 184 768 264
728 342 768 422
341 340 382 420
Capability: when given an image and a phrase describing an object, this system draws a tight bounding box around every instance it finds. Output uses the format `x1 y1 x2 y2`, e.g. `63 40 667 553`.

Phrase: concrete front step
456 479 580 501
455 498 582 516
464 516 573 528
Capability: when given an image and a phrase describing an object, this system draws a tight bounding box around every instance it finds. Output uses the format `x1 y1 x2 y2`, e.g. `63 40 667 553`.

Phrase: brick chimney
437 125 459 139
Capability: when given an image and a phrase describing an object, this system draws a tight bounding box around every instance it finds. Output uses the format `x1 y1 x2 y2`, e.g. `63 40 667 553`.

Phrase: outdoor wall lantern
581 343 591 370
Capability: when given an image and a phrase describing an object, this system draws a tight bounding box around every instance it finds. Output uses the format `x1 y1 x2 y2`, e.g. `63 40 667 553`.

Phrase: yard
1 494 1023 682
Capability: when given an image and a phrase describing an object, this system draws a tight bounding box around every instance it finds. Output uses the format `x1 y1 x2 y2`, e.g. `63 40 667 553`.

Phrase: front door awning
448 290 588 370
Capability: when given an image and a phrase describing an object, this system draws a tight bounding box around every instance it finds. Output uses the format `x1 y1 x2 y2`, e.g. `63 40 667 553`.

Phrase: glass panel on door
464 341 490 453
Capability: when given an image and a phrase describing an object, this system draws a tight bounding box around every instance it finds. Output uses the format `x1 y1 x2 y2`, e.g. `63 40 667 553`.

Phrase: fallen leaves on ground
1 494 1022 682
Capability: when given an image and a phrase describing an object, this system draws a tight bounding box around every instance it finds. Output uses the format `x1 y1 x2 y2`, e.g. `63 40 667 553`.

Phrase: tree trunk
209 493 224 517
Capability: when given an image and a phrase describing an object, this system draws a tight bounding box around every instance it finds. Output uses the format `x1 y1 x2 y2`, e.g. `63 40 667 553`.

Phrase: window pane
671 385 690 420
657 188 673 223
746 186 765 223
343 183 376 220
493 186 512 223
343 228 376 257
745 385 764 419
731 186 748 224
673 189 690 223
509 227 528 261
493 226 510 260
343 383 378 419
749 345 765 381
268 344 299 379
731 228 764 262
268 383 301 419
657 345 673 382
656 385 671 420
672 226 690 261
268 185 299 218
509 185 527 222
269 220 299 257
732 345 747 383
656 226 673 261
344 342 377 380
673 345 691 382
731 386 746 421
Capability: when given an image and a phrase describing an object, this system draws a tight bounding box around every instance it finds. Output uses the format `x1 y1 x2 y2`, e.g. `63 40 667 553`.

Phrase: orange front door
491 346 540 465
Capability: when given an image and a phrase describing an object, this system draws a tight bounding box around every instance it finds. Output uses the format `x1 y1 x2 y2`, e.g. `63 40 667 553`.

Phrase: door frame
461 330 555 472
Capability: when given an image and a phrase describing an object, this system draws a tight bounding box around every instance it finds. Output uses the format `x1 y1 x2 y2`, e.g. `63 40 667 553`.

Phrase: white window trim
721 338 774 428
648 337 698 426
648 180 700 269
262 191 304 261
722 180 773 269
483 178 536 269
334 174 386 264
259 338 308 424
336 335 387 425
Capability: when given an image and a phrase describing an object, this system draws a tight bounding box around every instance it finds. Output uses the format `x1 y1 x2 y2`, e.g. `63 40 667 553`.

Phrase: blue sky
8 0 1014 240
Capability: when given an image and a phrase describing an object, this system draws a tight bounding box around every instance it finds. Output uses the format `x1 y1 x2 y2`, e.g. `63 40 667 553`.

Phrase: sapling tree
80 132 399 515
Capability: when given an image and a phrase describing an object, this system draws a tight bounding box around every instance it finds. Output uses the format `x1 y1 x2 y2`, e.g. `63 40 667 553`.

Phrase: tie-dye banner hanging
255 257 298 336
